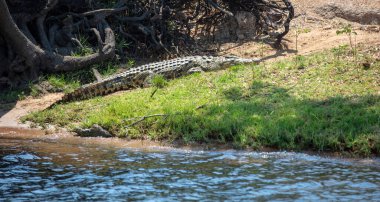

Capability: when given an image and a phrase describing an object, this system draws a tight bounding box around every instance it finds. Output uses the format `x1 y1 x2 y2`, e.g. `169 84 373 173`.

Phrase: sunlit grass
23 47 380 156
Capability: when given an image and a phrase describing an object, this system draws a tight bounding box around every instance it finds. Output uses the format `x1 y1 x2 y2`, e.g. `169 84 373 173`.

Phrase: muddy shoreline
1 126 378 161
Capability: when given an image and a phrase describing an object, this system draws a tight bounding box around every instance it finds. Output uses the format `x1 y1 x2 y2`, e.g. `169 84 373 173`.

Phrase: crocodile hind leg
132 71 156 88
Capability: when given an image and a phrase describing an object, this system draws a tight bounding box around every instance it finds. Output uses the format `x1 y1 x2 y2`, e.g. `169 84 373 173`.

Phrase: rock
359 25 380 32
306 16 323 22
235 11 258 40
362 62 371 70
316 3 380 25
44 124 57 135
214 11 257 41
373 52 380 61
74 124 114 138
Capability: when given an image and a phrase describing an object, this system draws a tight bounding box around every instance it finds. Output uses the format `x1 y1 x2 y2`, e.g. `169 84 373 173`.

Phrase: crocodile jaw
210 56 261 70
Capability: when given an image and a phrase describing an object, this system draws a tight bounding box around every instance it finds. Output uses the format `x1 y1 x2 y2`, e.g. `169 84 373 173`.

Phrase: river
1 127 379 201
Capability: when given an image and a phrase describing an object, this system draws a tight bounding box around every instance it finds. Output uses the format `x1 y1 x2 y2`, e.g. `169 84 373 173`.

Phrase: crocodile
61 55 260 102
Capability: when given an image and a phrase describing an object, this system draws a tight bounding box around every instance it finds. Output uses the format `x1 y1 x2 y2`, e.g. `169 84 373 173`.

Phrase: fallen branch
124 114 169 128
123 103 210 129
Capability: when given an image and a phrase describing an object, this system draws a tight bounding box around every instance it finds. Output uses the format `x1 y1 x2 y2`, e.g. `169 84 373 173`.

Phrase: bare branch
207 0 234 17
125 114 168 128
117 10 150 22
82 6 128 17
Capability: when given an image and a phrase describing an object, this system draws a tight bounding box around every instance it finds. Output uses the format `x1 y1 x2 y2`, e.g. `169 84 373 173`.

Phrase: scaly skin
61 55 260 102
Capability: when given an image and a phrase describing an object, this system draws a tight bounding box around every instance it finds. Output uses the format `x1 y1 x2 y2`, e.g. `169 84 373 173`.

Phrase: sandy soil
1 0 379 129
218 0 380 59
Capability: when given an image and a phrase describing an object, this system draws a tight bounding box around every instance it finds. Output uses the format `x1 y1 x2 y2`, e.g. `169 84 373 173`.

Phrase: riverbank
1 0 380 157
20 47 380 157
1 126 378 162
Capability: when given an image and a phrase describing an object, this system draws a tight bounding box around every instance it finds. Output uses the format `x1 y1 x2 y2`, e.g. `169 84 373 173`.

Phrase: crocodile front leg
183 61 205 75
187 66 204 74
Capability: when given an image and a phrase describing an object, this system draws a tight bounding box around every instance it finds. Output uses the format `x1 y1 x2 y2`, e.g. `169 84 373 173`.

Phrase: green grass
70 35 95 57
44 61 122 91
23 47 380 156
0 61 125 103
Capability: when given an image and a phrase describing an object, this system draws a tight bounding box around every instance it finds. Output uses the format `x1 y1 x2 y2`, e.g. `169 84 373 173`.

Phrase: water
1 128 380 201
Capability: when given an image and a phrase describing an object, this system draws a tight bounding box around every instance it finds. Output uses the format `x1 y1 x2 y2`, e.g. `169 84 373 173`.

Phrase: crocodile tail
61 84 97 102
60 88 84 102
61 80 127 102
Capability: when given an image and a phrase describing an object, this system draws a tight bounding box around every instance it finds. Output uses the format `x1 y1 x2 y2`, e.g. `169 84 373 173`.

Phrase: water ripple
0 137 379 201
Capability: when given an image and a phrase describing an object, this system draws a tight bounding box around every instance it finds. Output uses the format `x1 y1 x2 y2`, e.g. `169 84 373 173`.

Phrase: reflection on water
1 128 380 201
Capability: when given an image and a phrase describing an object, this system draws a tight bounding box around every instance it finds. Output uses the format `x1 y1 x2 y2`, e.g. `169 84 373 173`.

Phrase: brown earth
1 0 380 129
217 0 380 59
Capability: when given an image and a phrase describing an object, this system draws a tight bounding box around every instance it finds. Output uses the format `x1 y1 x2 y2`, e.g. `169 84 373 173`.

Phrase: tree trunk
0 0 116 89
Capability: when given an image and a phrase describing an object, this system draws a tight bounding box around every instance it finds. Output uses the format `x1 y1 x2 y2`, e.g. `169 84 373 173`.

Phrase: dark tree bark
0 0 115 88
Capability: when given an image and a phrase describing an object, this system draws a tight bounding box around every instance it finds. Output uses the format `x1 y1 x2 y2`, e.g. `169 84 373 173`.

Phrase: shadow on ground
0 102 15 119
0 90 19 119
166 81 380 155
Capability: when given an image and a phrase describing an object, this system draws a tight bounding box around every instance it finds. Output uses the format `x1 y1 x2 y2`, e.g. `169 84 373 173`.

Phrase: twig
150 87 158 98
82 7 128 17
117 11 150 22
124 102 209 129
125 114 169 128
206 0 234 17
196 103 209 110
119 26 138 42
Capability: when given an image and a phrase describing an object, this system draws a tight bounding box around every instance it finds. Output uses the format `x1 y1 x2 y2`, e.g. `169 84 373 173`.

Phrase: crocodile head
222 55 260 65
199 55 260 71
